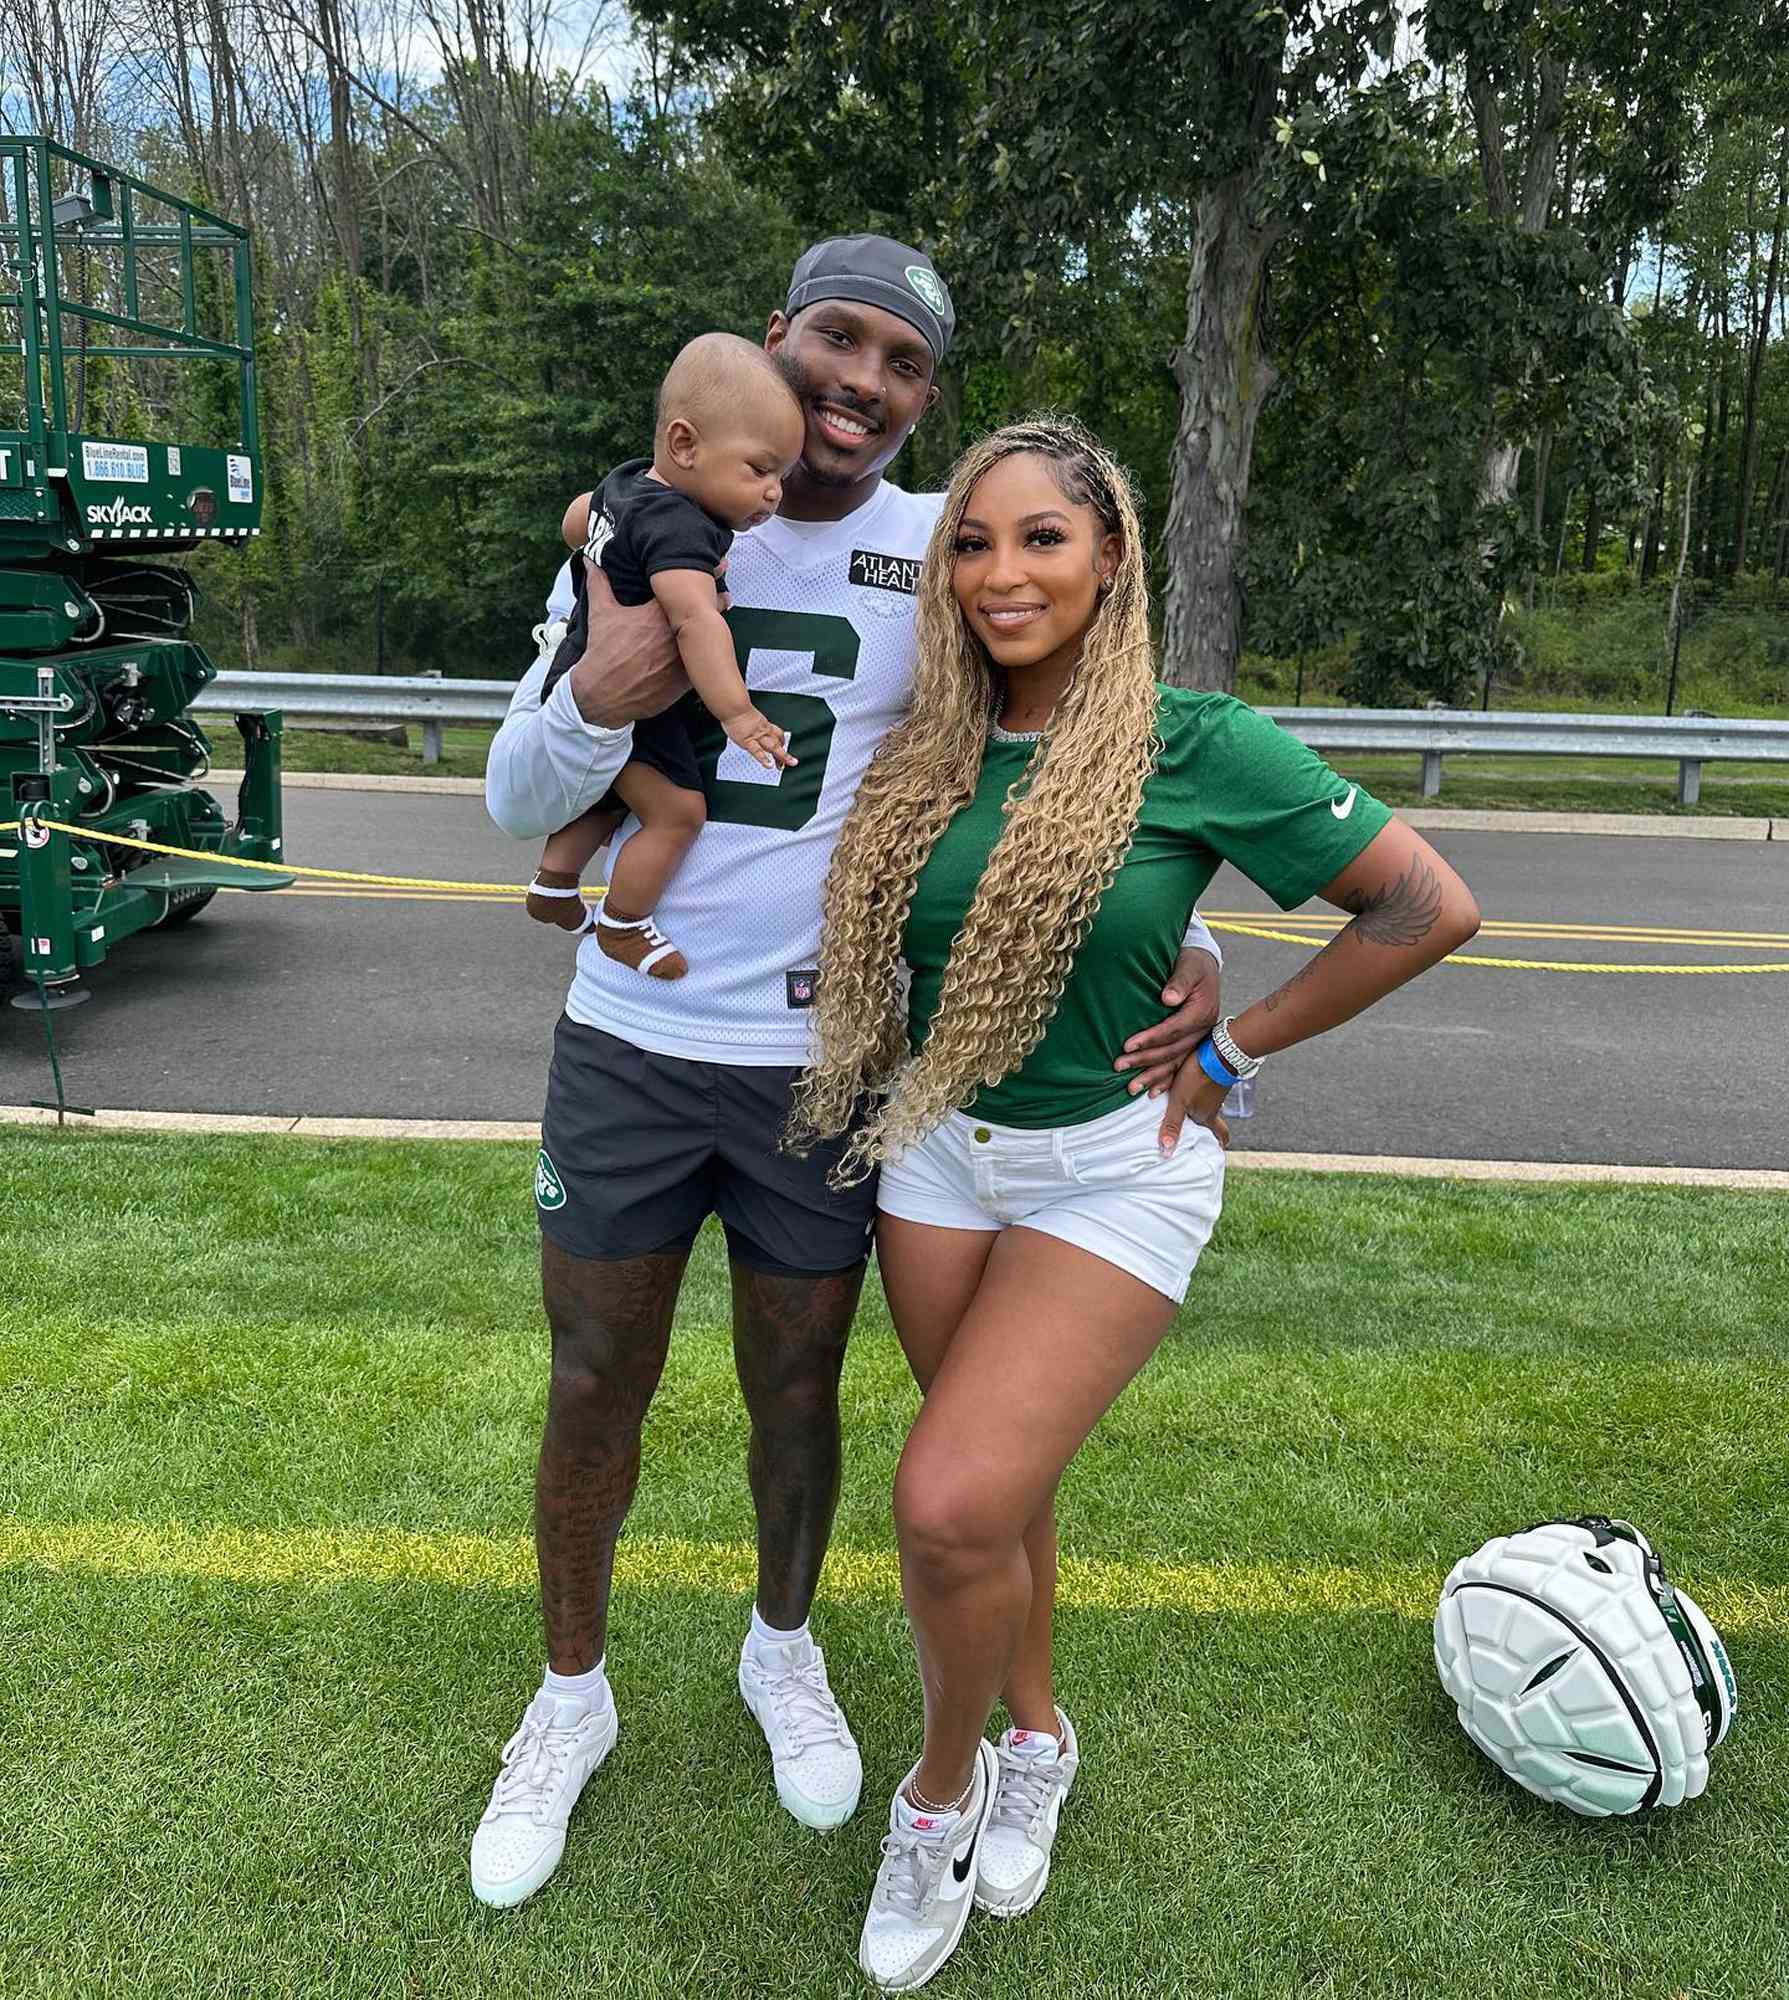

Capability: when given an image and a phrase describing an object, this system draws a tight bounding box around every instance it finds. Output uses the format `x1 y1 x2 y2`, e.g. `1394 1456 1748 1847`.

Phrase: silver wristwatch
1210 1016 1265 1081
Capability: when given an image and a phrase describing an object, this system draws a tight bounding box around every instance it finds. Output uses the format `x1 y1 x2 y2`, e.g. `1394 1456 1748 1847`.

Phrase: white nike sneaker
974 1709 1079 1917
738 1630 862 1829
469 1688 617 1908
859 1740 998 1992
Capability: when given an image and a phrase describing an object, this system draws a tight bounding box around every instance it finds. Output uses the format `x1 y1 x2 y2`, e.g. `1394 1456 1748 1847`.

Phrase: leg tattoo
730 1261 866 1630
534 1240 687 1673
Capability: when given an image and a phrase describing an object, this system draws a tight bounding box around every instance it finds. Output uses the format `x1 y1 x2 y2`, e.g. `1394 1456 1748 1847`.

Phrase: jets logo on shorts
535 1148 567 1210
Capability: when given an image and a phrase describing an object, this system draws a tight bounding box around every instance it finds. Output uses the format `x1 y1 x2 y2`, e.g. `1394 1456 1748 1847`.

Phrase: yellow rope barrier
6 817 1784 973
0 817 524 896
1207 918 1789 975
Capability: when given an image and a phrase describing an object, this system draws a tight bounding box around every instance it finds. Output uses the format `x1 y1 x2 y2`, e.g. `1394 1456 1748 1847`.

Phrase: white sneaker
469 1688 617 1908
738 1631 862 1829
974 1709 1079 1917
859 1740 998 1992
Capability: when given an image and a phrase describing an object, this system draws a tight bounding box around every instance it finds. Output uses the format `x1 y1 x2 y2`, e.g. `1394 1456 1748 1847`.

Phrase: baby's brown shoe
527 868 595 933
594 901 687 979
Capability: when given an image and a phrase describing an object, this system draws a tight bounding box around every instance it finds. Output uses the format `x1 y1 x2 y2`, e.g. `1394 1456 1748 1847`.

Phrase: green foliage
185 97 806 672
1250 95 1652 707
364 106 804 664
1238 573 1789 718
51 0 1782 692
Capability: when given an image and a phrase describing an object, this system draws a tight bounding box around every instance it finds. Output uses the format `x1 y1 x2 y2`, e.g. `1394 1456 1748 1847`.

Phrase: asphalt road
5 790 1787 1170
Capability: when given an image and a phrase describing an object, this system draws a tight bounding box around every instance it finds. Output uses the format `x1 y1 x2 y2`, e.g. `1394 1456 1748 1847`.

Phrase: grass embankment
3 1130 1785 1998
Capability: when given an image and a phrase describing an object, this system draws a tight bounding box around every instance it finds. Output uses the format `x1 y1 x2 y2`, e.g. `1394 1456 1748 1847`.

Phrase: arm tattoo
1262 853 1445 1013
1336 854 1445 947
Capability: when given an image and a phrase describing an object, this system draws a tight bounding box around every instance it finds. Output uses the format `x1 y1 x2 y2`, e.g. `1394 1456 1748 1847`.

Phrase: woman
789 418 1479 1993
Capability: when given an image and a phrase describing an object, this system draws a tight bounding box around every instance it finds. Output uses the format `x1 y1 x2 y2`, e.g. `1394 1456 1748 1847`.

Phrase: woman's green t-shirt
901 687 1392 1129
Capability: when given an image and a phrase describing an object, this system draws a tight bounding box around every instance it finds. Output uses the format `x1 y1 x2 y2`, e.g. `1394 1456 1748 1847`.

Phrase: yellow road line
1206 911 1789 946
264 888 1789 951
1209 919 1789 974
11 819 1779 965
0 1518 1778 1630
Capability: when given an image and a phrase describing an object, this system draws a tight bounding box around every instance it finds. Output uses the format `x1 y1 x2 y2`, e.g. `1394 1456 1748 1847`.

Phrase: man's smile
814 401 881 448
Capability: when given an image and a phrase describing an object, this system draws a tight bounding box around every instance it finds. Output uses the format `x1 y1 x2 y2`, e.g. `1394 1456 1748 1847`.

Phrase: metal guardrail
195 674 1789 800
199 669 511 764
1265 708 1789 805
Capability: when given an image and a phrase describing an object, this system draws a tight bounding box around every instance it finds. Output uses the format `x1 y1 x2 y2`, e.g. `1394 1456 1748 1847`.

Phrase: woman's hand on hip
1157 1060 1230 1157
1115 946 1222 1097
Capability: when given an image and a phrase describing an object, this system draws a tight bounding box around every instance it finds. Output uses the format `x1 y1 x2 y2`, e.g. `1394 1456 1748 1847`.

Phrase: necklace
988 720 1045 743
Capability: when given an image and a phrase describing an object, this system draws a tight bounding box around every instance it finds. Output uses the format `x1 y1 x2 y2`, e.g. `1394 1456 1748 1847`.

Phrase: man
477 236 1222 1907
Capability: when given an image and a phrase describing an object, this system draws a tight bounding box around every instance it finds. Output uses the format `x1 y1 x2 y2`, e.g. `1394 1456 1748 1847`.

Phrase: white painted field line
3 1103 1785 1189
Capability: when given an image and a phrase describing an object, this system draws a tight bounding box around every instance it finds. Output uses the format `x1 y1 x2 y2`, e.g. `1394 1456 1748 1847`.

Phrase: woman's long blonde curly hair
788 415 1162 1185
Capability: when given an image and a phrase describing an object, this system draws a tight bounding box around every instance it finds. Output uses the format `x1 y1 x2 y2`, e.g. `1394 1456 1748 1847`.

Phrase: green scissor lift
1 135 290 1011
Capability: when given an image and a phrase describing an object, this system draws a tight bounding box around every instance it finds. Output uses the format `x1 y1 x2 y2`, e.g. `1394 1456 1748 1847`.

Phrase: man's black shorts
537 1016 877 1275
596 695 703 810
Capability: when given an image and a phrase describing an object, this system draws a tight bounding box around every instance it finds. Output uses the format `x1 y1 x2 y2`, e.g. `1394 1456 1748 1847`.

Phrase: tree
1252 102 1645 705
1729 120 1788 571
642 0 1434 692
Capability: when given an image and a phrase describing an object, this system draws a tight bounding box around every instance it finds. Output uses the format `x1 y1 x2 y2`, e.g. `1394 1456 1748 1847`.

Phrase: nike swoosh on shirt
1331 786 1358 820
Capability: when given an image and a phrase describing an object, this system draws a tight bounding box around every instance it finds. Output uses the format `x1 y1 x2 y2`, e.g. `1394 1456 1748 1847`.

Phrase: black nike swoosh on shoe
952 1846 975 1885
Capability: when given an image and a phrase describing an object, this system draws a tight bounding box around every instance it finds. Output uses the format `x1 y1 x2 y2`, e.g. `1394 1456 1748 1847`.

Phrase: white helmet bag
1435 1516 1736 1816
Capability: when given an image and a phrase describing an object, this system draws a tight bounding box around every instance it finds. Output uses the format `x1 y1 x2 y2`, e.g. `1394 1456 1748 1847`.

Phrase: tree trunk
1581 491 1603 572
1704 320 1728 572
1526 426 1554 609
1469 51 1568 510
1641 454 1667 580
1765 443 1789 582
1553 484 1574 575
1159 175 1278 693
1729 125 1788 573
1665 458 1696 693
1702 301 1731 576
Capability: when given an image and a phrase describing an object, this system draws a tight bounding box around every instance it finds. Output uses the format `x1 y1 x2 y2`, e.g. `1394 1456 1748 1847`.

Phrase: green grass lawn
4 1131 1785 1999
220 721 500 782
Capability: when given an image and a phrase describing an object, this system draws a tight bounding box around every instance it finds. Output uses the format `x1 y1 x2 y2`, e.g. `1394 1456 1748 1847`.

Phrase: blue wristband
1196 1037 1240 1089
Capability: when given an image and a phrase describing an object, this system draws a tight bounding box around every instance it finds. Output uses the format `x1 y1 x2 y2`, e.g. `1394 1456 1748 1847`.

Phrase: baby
526 332 804 978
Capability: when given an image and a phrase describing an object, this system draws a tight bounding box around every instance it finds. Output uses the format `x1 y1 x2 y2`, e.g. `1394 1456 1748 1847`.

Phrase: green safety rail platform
1 135 289 1012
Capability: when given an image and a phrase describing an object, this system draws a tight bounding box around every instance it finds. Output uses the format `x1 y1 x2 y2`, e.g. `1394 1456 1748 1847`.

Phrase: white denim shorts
877 1090 1226 1303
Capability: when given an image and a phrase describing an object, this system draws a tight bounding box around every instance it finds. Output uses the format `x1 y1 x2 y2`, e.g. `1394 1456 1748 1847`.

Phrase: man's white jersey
572 479 941 1063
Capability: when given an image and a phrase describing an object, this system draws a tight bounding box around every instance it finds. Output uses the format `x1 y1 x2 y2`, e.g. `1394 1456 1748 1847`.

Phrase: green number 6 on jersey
685 608 862 832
